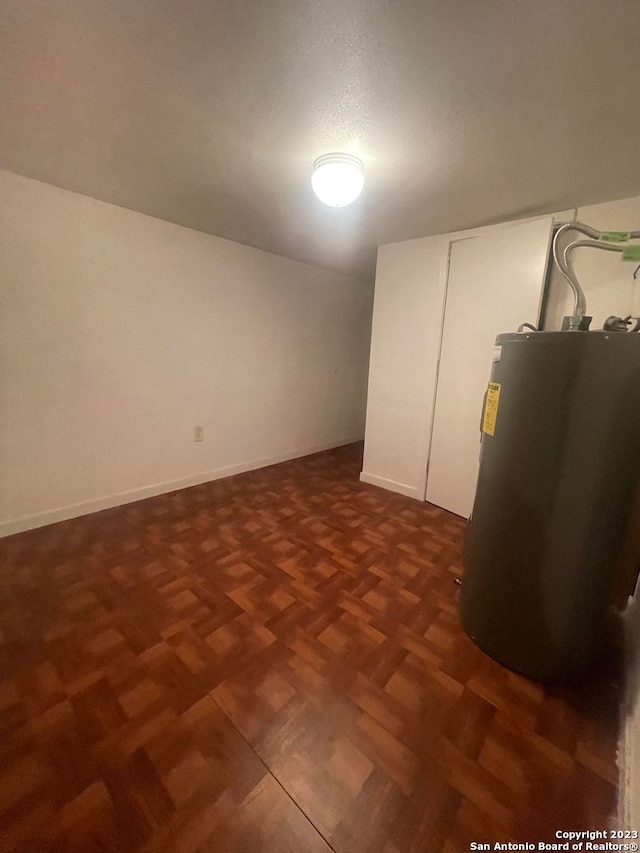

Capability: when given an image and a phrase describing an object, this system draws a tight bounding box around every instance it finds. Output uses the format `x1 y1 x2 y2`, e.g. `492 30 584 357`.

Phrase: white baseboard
0 435 363 538
359 471 423 501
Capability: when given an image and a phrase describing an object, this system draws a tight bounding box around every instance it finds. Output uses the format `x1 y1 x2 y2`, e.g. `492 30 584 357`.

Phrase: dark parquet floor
0 443 621 852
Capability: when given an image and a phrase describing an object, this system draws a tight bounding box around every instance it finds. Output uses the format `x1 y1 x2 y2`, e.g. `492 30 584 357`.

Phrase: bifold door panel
426 217 554 518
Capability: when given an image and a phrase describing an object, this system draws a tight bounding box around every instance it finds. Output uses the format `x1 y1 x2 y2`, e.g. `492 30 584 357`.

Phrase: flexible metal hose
552 222 640 328
562 239 628 327
552 223 600 323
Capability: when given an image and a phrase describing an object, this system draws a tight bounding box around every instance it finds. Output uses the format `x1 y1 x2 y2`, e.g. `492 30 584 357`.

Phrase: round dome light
311 153 364 207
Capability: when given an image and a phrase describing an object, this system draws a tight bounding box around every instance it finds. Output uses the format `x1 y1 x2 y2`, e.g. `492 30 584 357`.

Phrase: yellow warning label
482 382 501 436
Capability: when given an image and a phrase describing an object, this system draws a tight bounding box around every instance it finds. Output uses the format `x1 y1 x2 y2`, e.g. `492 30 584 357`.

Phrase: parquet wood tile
0 443 622 852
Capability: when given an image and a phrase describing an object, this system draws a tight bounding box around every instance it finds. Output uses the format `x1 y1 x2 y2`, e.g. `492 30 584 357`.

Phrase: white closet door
426 217 554 518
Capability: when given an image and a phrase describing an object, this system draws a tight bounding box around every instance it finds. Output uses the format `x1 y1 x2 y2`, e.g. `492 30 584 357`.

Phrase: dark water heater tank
461 331 640 681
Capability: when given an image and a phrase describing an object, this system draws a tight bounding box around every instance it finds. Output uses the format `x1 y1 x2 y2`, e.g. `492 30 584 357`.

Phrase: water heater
461 330 640 680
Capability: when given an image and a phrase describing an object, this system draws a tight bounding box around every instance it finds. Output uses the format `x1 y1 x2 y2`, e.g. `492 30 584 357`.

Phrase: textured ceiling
2 0 640 279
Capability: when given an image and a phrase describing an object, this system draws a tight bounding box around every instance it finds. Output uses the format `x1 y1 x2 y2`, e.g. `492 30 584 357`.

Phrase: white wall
361 212 573 500
0 170 373 536
361 236 449 499
544 195 640 330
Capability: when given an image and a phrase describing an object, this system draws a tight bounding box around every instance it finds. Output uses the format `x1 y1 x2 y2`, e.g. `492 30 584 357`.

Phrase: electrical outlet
193 425 204 442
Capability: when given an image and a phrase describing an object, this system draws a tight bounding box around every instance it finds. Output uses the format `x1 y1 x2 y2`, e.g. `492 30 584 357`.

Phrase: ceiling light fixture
311 153 364 207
